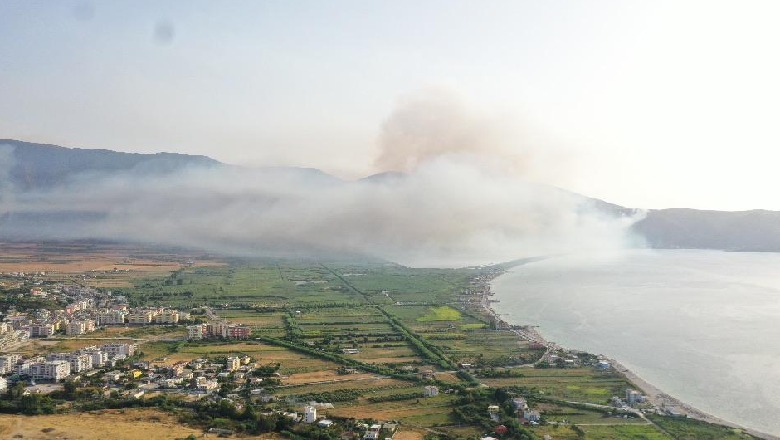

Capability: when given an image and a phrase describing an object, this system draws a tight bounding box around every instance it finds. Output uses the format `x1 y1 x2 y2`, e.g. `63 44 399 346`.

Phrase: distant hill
0 139 221 191
2 139 779 253
632 208 780 252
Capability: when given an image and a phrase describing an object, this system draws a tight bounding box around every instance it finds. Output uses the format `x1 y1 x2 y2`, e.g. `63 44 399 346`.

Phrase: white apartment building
127 312 154 325
226 356 241 372
0 377 7 392
29 360 71 381
101 343 135 357
47 353 93 373
154 311 179 324
187 324 205 340
304 406 317 424
0 354 21 374
66 320 96 336
98 310 126 326
30 323 55 337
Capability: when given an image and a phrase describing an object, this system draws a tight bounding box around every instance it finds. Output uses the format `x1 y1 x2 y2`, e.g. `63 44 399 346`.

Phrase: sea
491 249 780 436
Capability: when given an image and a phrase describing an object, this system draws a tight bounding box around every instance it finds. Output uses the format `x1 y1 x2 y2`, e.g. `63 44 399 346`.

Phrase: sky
2 0 780 211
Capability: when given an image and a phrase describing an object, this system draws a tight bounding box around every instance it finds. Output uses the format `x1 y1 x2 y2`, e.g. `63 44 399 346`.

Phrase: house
424 385 439 397
341 348 360 355
522 410 541 423
317 419 334 428
512 397 528 411
626 389 645 405
488 405 501 422
363 424 382 440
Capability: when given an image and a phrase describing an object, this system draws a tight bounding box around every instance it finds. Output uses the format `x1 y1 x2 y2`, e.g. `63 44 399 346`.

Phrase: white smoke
0 92 641 267
0 143 16 219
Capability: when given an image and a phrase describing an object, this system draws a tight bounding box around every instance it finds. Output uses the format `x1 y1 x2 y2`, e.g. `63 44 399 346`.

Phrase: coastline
480 268 779 440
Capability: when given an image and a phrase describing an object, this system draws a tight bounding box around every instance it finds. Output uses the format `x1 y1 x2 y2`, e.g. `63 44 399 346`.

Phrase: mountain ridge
2 139 779 253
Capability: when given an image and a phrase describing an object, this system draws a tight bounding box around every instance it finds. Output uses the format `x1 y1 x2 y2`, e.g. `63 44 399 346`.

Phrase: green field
416 306 462 322
3 249 748 440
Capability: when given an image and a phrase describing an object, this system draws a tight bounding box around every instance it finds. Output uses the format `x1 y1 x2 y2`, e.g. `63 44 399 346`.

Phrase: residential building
226 324 251 339
488 405 501 422
304 406 317 423
522 410 541 423
30 360 71 381
0 354 21 374
226 356 241 372
512 397 528 411
66 319 96 336
195 377 219 392
0 377 6 392
127 311 153 325
626 389 644 405
154 311 179 324
424 385 439 397
47 353 93 373
98 310 126 326
30 323 55 337
101 343 136 357
187 324 205 340
187 322 250 340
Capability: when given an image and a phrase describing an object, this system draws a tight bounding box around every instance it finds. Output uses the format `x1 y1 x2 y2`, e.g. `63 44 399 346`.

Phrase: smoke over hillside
0 96 640 266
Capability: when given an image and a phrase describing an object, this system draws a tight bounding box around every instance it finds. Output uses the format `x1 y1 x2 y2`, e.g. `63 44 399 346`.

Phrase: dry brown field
392 428 426 440
0 408 288 439
0 408 201 440
283 370 378 385
0 242 224 281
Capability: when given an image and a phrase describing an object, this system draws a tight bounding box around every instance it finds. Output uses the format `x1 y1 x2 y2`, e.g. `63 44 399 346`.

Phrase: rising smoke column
0 92 640 266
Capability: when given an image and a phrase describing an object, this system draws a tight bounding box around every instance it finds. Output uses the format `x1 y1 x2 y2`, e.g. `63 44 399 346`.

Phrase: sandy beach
481 269 780 440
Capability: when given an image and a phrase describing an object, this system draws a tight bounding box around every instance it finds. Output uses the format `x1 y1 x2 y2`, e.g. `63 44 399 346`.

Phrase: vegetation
1 247 756 440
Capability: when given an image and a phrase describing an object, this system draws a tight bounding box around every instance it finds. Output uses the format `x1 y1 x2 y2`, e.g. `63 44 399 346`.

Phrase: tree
63 380 78 400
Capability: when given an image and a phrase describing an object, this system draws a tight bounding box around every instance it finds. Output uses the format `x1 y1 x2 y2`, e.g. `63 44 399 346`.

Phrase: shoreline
480 268 779 440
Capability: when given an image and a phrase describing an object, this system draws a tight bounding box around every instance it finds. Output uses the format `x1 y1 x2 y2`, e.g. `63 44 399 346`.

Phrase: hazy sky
2 0 780 210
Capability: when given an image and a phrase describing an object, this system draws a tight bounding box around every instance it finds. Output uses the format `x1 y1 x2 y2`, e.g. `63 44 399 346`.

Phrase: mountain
2 139 779 253
632 208 780 252
0 139 221 191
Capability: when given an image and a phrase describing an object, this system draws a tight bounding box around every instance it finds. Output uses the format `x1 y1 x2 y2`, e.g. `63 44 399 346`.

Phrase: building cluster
186 321 251 340
487 396 541 425
360 422 398 440
0 343 136 382
611 388 647 408
0 280 192 345
141 355 256 395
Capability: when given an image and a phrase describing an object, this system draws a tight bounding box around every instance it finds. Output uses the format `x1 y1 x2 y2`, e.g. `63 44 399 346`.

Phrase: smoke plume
0 144 16 219
0 95 640 267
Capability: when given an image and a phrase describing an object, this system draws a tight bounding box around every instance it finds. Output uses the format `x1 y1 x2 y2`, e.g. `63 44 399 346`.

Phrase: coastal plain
0 242 763 440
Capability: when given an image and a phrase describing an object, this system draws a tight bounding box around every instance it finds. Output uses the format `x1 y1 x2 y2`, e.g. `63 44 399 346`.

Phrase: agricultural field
480 368 633 405
1 243 744 440
123 262 369 308
329 394 458 428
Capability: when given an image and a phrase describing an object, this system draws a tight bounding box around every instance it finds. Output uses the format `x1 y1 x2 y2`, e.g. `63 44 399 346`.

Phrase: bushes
367 392 422 403
289 390 362 403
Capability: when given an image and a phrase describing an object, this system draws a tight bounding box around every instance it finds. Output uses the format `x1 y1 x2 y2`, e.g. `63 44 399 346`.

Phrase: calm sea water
491 249 780 436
